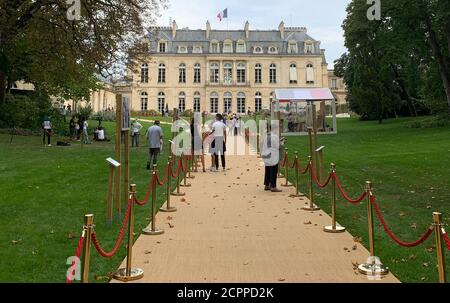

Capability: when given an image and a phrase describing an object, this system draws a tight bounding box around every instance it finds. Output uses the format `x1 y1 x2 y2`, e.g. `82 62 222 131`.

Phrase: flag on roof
217 8 228 22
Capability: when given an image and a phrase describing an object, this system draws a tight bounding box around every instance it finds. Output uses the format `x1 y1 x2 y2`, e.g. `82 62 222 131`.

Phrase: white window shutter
290 67 297 81
306 66 314 82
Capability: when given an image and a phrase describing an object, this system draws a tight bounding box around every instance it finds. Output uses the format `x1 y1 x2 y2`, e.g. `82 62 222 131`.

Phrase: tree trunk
390 64 417 117
424 16 450 116
0 71 6 105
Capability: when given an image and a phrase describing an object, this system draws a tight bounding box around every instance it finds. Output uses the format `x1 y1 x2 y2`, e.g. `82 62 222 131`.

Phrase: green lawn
283 117 450 283
0 120 179 283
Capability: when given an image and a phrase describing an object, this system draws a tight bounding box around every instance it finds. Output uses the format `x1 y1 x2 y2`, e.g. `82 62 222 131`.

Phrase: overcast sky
157 0 350 68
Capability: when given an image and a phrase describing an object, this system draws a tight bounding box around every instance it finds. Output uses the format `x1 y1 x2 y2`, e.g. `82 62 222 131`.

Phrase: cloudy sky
157 0 350 68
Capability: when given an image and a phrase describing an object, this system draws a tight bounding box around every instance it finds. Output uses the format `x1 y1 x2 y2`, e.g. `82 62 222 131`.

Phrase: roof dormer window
305 42 315 54
268 46 278 54
210 40 220 53
193 45 203 54
158 40 168 53
236 40 246 53
178 45 188 53
253 46 263 54
288 41 298 54
223 40 233 53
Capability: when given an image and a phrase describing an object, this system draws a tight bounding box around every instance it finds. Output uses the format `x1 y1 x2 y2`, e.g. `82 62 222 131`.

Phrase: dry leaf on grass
399 212 406 217
67 233 75 240
423 262 429 268
409 254 416 260
11 239 22 245
410 223 417 229
353 237 363 243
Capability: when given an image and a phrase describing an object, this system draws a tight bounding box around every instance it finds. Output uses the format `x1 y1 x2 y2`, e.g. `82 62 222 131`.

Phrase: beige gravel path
113 139 399 283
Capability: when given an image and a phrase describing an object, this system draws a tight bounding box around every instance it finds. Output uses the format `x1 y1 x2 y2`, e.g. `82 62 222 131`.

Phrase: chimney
206 20 211 39
278 21 285 39
172 20 178 38
244 21 250 38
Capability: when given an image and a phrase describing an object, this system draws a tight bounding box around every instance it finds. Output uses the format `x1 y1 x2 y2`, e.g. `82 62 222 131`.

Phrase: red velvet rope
371 195 435 247
310 165 333 189
66 234 85 284
135 174 156 206
180 155 188 173
91 199 132 258
280 154 287 168
442 231 450 250
171 157 182 178
156 166 168 187
332 172 368 204
299 162 311 175
289 158 298 170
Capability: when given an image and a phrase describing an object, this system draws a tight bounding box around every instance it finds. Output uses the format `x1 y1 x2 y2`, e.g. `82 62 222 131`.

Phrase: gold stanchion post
142 166 165 235
180 154 191 187
81 214 94 283
187 154 194 179
282 149 292 187
171 155 186 197
289 152 304 198
358 181 389 276
160 156 177 213
114 95 122 218
113 184 144 281
324 164 345 233
433 212 447 283
302 156 320 211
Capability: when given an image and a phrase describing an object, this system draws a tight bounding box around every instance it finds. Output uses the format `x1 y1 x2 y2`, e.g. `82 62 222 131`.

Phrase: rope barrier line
289 158 298 170
66 233 85 284
156 166 169 187
310 165 333 189
332 172 368 204
442 229 450 250
135 174 156 206
371 195 435 247
171 157 183 178
91 199 132 258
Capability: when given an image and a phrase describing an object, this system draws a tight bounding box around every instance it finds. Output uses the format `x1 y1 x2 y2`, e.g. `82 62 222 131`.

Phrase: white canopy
274 88 334 102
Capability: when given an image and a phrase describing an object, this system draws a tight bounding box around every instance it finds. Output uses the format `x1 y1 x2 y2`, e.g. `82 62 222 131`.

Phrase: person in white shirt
209 114 227 172
261 123 284 192
131 120 143 147
82 118 90 144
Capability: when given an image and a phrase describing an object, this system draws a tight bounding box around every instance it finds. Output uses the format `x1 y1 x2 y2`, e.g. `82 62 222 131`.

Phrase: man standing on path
131 119 143 147
210 114 227 172
146 120 163 170
261 123 283 192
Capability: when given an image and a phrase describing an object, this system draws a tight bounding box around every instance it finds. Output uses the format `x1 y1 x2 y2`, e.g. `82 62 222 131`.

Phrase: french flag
217 8 228 22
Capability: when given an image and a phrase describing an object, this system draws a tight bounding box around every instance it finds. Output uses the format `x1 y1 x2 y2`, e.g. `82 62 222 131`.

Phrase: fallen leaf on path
352 245 358 251
352 262 359 270
167 216 173 221
353 237 362 243
144 250 152 254
285 212 290 215
168 223 174 228
243 262 249 266
344 247 349 251
181 198 186 202
304 221 312 225
144 261 150 264
278 278 286 282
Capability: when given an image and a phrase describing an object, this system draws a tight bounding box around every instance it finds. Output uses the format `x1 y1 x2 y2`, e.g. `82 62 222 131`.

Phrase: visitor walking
131 119 143 147
82 118 90 144
146 120 163 170
42 117 52 146
76 117 83 141
210 114 227 172
261 124 284 192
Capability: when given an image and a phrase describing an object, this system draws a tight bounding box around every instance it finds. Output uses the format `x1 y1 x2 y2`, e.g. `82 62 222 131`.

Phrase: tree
0 0 167 104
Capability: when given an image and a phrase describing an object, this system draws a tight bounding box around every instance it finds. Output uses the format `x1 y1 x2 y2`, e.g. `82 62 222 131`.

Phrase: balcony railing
206 80 251 87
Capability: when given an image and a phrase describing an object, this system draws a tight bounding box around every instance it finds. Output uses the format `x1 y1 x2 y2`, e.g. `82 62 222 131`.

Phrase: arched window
306 63 314 84
268 46 277 54
255 63 262 84
140 92 148 111
255 92 262 112
157 92 165 114
141 63 148 83
194 63 201 83
254 46 263 54
224 63 233 84
210 63 219 83
269 64 277 83
237 62 246 83
193 92 201 112
178 92 186 112
224 92 232 113
210 92 219 113
158 63 166 83
179 63 186 83
289 63 298 84
237 92 246 114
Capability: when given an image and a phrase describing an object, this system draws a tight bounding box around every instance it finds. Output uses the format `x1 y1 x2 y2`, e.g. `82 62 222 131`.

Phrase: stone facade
328 69 347 106
126 21 330 114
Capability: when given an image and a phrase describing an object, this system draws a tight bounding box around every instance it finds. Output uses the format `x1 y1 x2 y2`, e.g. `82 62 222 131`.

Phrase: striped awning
275 88 334 102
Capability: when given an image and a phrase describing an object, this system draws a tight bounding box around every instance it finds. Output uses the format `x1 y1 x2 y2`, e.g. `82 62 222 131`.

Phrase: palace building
125 20 331 114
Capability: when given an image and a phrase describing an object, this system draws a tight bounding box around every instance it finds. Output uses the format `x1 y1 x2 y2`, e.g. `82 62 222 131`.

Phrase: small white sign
316 146 325 152
106 157 121 167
